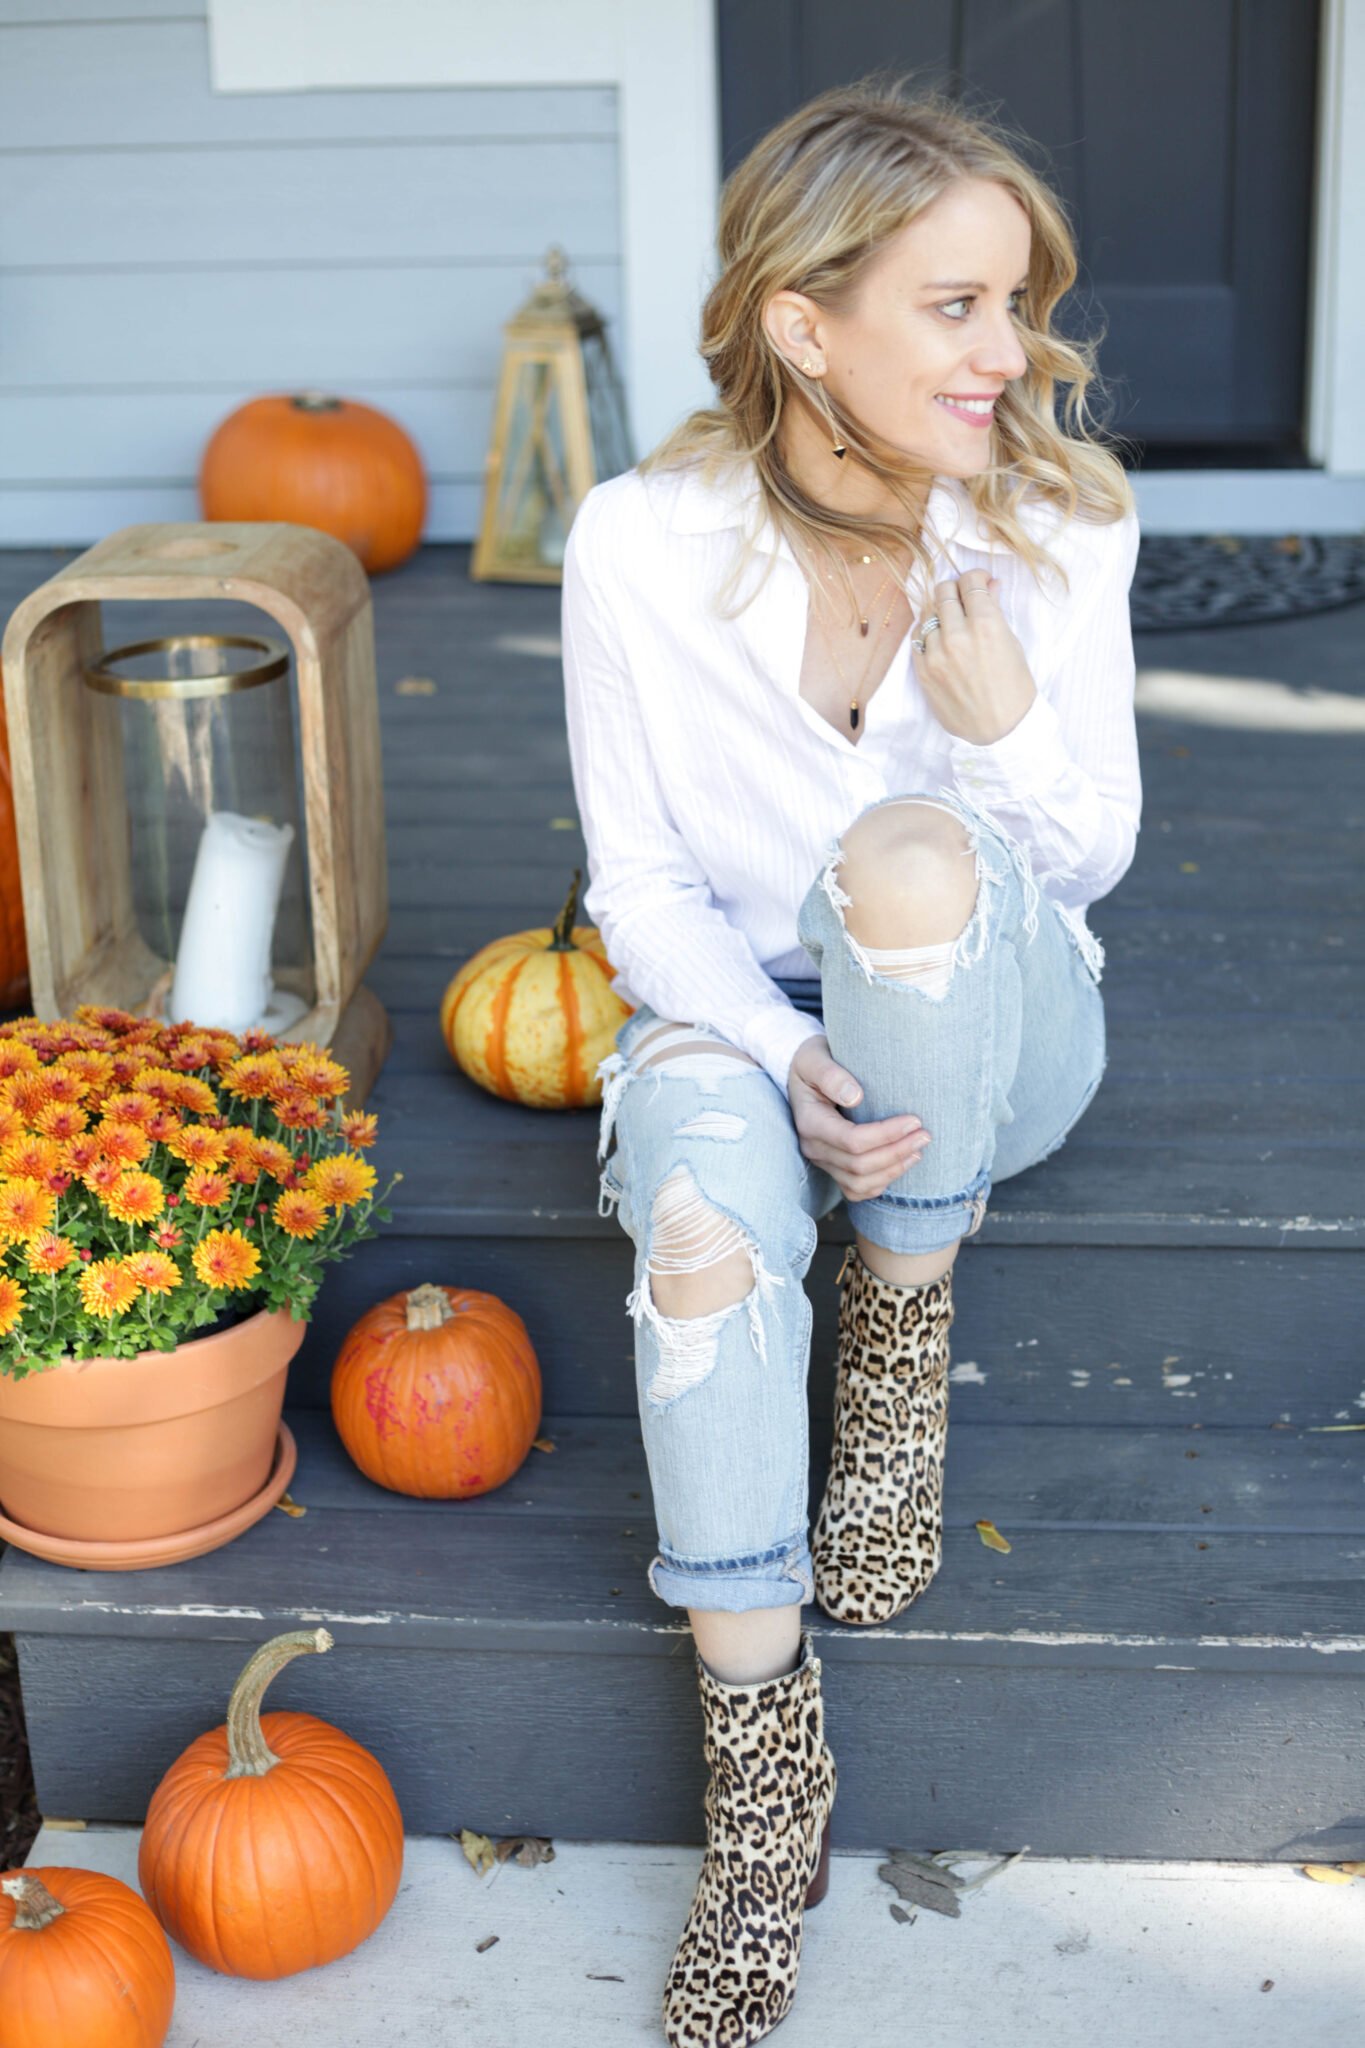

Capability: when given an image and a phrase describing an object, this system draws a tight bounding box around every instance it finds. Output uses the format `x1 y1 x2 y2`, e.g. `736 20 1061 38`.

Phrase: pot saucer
0 1421 298 1572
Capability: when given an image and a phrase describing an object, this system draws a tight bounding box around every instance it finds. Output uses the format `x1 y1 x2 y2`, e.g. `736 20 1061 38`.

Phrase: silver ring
911 614 941 655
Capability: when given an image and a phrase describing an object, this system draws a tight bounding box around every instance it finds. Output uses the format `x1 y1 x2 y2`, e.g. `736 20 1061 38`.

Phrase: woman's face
773 177 1034 476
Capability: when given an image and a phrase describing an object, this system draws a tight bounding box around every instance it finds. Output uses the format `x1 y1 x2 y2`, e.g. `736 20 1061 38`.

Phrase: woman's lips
935 395 996 427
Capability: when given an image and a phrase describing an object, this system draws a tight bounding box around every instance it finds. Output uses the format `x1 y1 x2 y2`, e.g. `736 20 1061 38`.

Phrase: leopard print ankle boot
810 1243 954 1626
661 1625 838 2048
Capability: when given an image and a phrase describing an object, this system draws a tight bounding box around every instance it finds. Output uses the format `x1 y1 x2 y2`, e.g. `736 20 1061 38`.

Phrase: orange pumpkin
331 1282 542 1498
198 391 427 573
0 1867 175 2048
441 866 632 1107
138 1626 403 1979
0 661 31 1010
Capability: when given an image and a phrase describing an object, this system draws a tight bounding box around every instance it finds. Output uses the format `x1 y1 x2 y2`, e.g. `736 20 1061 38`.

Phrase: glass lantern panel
491 356 576 570
581 330 635 481
109 637 316 1036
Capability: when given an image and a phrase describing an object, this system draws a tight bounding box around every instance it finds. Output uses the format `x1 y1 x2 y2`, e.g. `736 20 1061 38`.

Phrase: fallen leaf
878 1851 963 1917
889 1903 916 1925
41 1818 87 1831
1301 1863 1357 1884
495 1835 556 1868
1180 861 1199 873
395 675 437 695
1340 1862 1365 1878
549 818 578 830
532 1436 556 1453
274 1491 307 1517
458 1827 497 1876
975 1518 1012 1553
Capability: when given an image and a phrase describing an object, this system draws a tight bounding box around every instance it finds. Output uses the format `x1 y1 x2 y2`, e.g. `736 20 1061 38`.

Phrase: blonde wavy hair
640 73 1137 616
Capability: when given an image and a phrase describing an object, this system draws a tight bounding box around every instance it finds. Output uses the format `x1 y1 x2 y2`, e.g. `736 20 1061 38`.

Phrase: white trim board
1133 471 1365 534
205 0 719 458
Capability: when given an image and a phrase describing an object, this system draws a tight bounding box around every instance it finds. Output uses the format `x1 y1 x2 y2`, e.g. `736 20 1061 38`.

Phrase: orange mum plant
0 1006 397 1380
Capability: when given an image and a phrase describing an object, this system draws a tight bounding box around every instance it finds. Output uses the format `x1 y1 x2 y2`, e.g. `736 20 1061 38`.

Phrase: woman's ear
763 288 825 368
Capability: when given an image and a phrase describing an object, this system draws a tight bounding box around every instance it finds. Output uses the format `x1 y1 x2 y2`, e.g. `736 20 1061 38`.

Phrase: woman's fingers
808 1130 931 1194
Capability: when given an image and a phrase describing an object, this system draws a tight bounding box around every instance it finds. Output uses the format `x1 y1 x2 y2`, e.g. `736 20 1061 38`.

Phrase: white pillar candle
170 810 295 1033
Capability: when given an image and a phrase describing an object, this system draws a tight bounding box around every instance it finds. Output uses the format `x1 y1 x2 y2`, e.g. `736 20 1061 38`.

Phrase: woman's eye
940 292 1027 320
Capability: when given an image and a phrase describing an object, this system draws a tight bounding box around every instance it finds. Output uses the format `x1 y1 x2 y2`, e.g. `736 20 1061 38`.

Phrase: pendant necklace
809 553 905 733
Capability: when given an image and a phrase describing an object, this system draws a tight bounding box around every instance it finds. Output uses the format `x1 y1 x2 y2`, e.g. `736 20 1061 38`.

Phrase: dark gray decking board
5 1507 1362 1669
15 1632 1363 1858
178 1407 1365 1534
282 1241 1364 1425
360 1133 1364 1243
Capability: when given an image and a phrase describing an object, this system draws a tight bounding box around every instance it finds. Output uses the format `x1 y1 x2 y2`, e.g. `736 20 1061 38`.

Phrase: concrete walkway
22 1822 1363 2045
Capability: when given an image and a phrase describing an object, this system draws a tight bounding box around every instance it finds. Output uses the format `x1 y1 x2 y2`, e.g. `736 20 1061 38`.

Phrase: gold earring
812 375 847 460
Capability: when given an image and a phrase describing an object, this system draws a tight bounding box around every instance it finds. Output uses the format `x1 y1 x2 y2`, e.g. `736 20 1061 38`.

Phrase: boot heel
804 1810 833 1908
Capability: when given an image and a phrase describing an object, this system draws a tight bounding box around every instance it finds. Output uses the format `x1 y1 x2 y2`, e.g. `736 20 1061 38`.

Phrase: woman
562 76 1141 2048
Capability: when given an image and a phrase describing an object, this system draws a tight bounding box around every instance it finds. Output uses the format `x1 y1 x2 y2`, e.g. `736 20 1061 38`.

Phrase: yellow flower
60 1133 104 1178
191 1227 261 1292
271 1188 328 1240
40 1066 89 1107
305 1152 377 1209
222 1053 285 1101
25 1230 76 1276
78 1258 140 1318
0 1273 25 1337
171 1075 220 1117
339 1110 379 1149
102 1090 158 1129
0 1042 39 1081
103 1169 165 1226
182 1167 230 1207
35 1101 89 1143
95 1117 153 1166
290 1053 350 1099
123 1249 181 1296
250 1137 293 1180
166 1124 229 1171
2 1072 52 1123
1 1135 62 1183
0 1178 57 1244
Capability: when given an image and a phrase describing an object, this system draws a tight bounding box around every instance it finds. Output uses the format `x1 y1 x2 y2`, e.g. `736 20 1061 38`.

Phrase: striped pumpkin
439 868 634 1108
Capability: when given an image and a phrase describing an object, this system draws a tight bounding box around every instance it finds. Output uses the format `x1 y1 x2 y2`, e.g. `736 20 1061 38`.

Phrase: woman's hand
914 569 1037 747
788 1035 931 1202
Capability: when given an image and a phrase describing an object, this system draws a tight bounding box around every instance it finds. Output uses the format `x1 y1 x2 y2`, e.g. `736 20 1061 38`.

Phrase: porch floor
24 1821 1364 2045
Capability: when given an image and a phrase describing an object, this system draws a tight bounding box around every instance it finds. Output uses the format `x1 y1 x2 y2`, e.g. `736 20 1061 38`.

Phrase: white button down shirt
562 457 1142 1099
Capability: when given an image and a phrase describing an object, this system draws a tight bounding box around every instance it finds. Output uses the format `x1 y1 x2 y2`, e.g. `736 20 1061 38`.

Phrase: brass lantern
471 245 634 585
0 521 392 1103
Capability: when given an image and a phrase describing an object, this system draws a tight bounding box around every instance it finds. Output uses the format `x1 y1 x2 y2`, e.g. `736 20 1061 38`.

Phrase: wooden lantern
0 522 392 1103
470 245 634 585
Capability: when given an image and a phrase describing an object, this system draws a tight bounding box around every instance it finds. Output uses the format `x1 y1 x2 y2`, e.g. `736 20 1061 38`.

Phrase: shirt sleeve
942 505 1143 910
561 490 826 1100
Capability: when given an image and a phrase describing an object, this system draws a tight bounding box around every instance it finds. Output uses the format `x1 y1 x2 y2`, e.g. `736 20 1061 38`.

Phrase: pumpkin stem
225 1626 334 1779
406 1283 455 1332
546 868 582 953
2 1873 66 1929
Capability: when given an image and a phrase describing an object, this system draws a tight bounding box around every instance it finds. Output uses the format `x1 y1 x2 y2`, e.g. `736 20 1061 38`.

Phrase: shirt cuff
739 1003 827 1100
946 690 1070 803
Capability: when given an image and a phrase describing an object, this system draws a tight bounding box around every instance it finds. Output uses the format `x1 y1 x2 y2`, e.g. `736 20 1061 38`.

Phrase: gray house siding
0 1 622 545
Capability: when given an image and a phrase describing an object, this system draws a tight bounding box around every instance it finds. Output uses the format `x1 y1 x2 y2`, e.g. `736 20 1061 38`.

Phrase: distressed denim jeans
593 786 1108 1614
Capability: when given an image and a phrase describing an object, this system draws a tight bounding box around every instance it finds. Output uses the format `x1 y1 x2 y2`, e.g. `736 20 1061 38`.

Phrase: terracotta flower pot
0 1307 306 1542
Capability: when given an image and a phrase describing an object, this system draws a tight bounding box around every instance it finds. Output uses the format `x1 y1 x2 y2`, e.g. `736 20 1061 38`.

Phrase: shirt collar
645 456 1020 559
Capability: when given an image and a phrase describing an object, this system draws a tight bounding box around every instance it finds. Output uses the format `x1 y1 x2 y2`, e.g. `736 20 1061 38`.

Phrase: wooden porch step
3 1408 1362 1862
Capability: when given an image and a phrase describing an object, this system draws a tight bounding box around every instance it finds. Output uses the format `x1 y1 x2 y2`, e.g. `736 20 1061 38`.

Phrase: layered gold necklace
805 550 910 734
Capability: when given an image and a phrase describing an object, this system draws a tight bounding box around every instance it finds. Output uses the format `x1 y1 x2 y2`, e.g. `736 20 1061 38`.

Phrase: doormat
1130 532 1365 631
